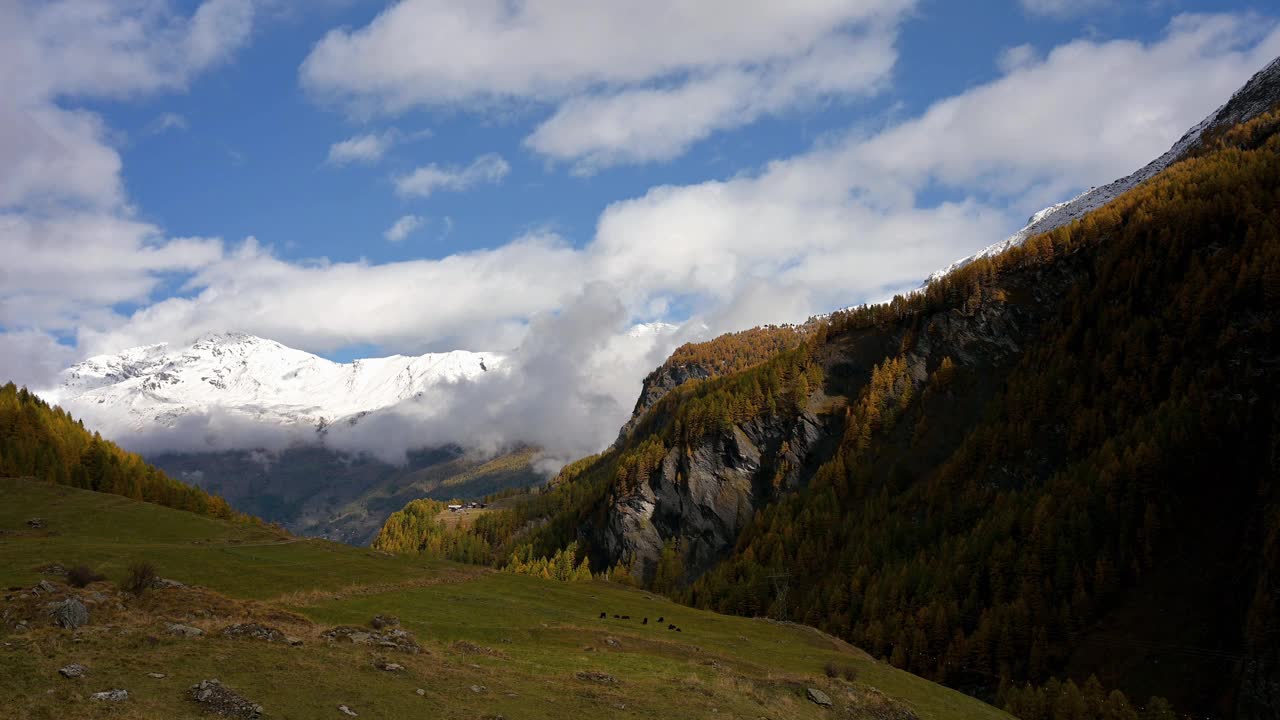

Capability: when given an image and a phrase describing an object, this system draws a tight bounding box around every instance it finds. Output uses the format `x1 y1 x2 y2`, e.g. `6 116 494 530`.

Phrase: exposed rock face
59 664 87 679
189 679 263 718
591 260 1077 586
90 689 128 702
594 410 828 584
615 362 715 444
50 598 88 629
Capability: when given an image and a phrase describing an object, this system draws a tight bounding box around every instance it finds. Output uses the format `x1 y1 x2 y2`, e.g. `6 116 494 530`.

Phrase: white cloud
0 0 259 386
300 0 914 168
383 214 423 242
524 28 900 172
149 112 190 134
327 130 397 165
394 153 510 197
1020 0 1113 18
11 10 1280 468
997 43 1040 74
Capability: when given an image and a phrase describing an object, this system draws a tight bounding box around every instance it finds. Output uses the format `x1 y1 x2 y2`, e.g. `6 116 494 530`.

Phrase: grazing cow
657 616 664 623
668 624 676 630
642 618 648 625
676 627 683 632
599 612 606 619
621 615 630 620
613 614 620 619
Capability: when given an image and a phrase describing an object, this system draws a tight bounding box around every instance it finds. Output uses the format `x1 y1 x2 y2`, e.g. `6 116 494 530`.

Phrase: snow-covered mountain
45 332 505 438
926 55 1280 285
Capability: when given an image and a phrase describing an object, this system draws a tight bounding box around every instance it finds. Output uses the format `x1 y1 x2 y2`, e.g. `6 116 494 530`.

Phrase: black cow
667 624 676 630
642 618 648 625
657 616 664 623
599 612 606 619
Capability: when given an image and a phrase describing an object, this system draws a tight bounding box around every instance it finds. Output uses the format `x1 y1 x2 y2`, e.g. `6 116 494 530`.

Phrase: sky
3 0 1280 461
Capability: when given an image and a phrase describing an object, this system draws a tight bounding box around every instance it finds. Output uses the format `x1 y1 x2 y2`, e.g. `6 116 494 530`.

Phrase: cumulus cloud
300 0 914 169
383 214 423 242
0 1 259 387
11 10 1280 469
394 153 510 197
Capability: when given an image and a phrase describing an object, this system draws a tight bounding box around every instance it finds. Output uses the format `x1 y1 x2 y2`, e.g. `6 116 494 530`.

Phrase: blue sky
3 0 1279 401
103 0 1265 272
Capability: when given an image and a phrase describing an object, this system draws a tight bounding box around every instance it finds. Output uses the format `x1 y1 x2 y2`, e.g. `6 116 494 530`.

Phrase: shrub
824 661 858 682
122 562 157 596
66 565 106 588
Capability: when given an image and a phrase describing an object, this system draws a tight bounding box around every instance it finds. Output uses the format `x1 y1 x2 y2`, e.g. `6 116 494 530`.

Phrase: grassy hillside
0 477 1009 720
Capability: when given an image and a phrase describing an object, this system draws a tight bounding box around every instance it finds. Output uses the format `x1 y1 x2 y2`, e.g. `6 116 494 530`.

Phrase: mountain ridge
48 331 505 442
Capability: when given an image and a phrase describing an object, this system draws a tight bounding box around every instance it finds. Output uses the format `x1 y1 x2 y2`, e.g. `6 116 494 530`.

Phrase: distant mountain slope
148 444 543 544
48 331 503 439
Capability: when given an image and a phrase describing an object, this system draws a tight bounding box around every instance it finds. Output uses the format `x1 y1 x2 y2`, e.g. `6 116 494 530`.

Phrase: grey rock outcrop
592 409 827 584
58 664 87 679
807 687 833 707
90 689 128 702
167 622 204 637
50 598 88 629
189 679 263 718
324 625 420 654
221 623 287 643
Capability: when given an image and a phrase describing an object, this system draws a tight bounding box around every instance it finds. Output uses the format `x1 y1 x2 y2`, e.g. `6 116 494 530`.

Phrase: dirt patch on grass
270 565 488 606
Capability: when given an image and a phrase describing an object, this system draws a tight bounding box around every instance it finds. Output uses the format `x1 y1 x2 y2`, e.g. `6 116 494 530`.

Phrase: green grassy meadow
0 478 1011 720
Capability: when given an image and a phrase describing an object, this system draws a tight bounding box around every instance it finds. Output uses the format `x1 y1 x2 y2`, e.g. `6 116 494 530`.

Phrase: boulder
806 687 833 707
575 670 619 685
338 705 358 716
167 623 204 637
324 625 420 654
58 664 88 679
377 661 405 672
35 580 58 594
50 598 88 629
90 689 128 702
188 679 263 719
26 518 44 529
221 623 287 643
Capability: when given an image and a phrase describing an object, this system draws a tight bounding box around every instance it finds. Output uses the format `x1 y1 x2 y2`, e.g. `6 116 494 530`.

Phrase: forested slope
0 383 242 521
373 102 1280 717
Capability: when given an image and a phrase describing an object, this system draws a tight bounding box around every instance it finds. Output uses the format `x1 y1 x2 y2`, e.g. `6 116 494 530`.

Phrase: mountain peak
48 334 509 440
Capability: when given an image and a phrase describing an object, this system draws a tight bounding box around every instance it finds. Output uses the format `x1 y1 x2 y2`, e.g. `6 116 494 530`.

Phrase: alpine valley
4 7 1280 720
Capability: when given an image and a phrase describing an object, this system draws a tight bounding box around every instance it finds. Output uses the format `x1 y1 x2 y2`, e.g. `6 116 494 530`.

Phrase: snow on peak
47 334 507 440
